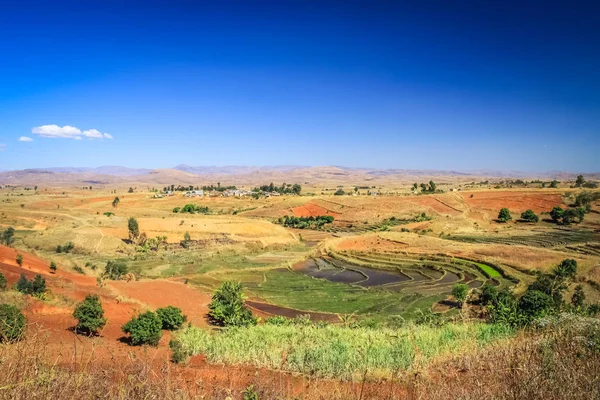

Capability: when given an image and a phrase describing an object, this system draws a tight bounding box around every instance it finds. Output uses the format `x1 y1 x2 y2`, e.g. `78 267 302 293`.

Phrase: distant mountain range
0 165 598 187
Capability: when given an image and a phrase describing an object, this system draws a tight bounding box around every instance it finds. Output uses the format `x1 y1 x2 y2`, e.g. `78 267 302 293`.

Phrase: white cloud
31 125 113 140
19 136 33 142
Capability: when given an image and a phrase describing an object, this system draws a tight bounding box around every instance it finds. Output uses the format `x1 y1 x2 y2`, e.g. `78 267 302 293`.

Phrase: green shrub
519 290 554 320
497 208 512 222
16 254 23 266
0 273 7 291
156 306 187 330
1 227 15 246
208 281 257 327
452 283 470 306
73 295 106 335
49 261 57 273
16 274 46 296
122 311 162 346
56 241 74 254
479 283 498 305
520 209 539 223
0 304 26 342
104 260 128 280
73 266 85 275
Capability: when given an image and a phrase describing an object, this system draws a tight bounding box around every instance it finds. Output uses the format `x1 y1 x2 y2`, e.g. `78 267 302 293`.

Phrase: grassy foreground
173 322 514 379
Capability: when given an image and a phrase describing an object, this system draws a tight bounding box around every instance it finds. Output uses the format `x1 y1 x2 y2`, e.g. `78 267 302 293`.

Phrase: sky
0 0 599 172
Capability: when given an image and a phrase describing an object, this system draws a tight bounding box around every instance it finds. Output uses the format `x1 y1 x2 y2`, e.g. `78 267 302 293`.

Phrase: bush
16 274 46 296
156 306 187 330
520 209 539 223
122 311 162 346
104 260 128 280
497 208 512 222
479 283 498 305
16 254 23 266
0 304 26 342
73 295 106 335
0 273 7 291
49 261 57 273
56 241 74 254
208 281 257 327
519 290 554 319
1 227 15 246
452 283 470 306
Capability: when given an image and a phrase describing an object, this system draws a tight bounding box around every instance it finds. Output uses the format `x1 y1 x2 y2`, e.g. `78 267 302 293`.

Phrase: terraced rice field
294 251 512 297
447 229 599 250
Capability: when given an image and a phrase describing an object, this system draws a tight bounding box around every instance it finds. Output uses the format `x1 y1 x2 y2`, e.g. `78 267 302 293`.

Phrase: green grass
475 262 502 278
173 322 514 380
232 269 444 320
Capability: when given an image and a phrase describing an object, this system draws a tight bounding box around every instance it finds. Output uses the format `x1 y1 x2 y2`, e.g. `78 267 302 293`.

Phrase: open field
1 182 599 397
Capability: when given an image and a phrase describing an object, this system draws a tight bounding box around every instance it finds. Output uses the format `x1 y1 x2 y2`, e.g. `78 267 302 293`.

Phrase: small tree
549 180 558 188
16 254 23 267
497 208 512 222
104 260 128 280
127 217 139 242
1 227 15 246
208 281 257 327
575 175 585 187
16 274 31 294
452 283 469 306
550 206 564 223
0 304 26 343
571 285 585 309
50 261 57 274
73 295 107 335
122 311 162 346
519 290 554 320
156 306 187 330
0 273 7 291
31 274 46 295
112 196 120 208
520 209 539 223
128 187 134 193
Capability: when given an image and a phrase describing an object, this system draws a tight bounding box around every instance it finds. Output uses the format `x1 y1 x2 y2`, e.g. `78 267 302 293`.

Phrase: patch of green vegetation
172 322 514 379
475 262 502 278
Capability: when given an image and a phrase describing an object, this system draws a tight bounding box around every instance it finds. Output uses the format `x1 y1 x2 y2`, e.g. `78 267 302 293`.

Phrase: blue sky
0 1 599 172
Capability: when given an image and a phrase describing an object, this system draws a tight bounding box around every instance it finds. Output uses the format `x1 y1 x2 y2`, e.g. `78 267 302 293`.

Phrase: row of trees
279 215 335 229
412 181 437 193
253 183 301 195
173 204 210 214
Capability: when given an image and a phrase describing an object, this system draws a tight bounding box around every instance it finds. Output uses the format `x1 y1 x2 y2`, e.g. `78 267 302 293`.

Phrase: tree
104 260 128 280
1 227 15 246
497 208 512 222
0 273 7 290
156 306 187 330
452 283 469 306
181 231 191 249
112 196 120 208
16 254 23 267
73 295 107 335
479 283 498 305
575 175 585 187
550 206 564 223
571 285 585 309
16 274 31 294
553 259 577 281
428 180 437 192
31 274 46 295
0 304 26 342
128 187 134 193
49 261 57 273
122 311 162 346
549 180 558 188
127 217 139 242
334 189 346 196
561 208 578 225
208 281 257 327
520 209 539 223
519 290 554 319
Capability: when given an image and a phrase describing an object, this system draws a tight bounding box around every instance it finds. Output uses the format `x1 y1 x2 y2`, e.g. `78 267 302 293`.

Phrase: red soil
0 245 410 397
292 202 340 218
462 191 564 213
336 235 409 252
